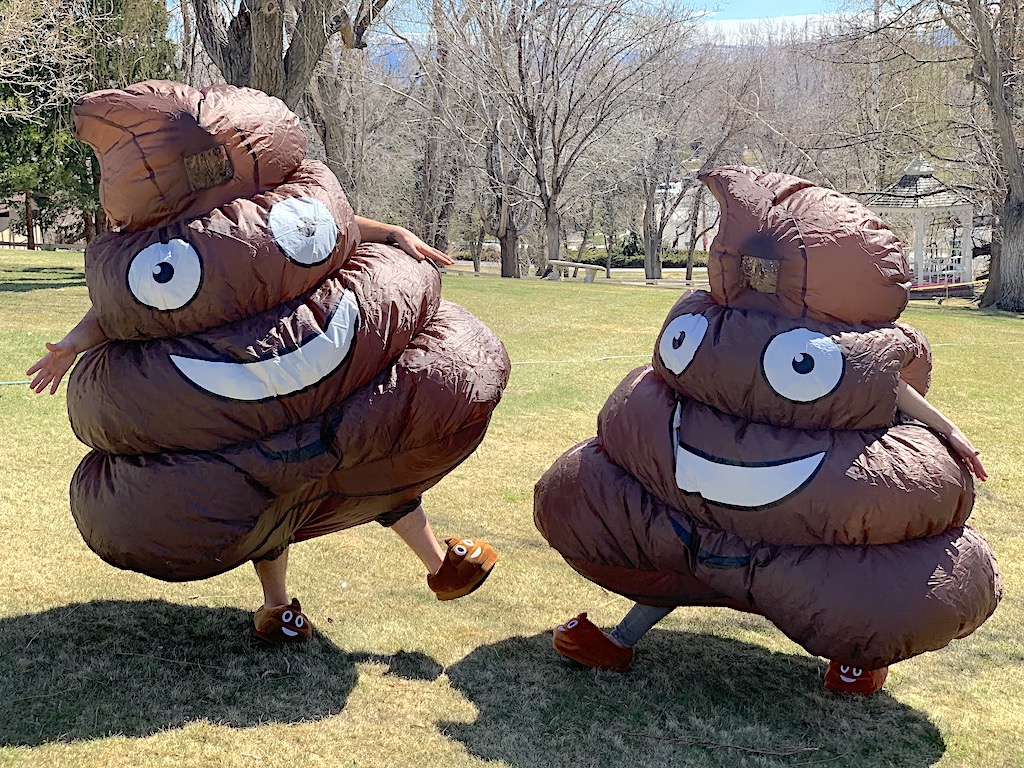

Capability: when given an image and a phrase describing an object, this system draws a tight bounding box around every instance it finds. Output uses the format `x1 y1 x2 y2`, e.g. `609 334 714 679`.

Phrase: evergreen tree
0 0 177 246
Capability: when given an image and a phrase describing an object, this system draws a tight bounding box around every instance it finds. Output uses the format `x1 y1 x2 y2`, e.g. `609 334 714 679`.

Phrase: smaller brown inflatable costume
67 81 510 581
535 166 1001 671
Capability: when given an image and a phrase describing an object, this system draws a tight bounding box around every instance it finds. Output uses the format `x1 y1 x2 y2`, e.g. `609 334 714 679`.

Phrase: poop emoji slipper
252 598 313 645
428 537 498 601
553 613 634 673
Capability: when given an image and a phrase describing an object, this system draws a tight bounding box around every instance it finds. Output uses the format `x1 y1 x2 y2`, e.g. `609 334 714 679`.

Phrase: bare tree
828 1 1023 309
932 0 1024 310
0 0 108 125
633 36 754 279
407 0 463 251
476 117 532 277
442 0 685 272
189 0 390 108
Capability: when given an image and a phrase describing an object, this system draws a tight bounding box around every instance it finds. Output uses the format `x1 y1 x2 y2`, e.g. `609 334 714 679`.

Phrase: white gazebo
863 158 974 286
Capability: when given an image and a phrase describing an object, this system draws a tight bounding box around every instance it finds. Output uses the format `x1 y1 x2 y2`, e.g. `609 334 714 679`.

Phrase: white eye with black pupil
658 313 708 375
762 328 844 402
127 239 202 310
269 197 338 266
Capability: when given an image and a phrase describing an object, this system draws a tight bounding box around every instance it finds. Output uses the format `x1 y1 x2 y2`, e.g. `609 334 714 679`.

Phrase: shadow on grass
0 266 86 293
0 281 88 293
443 630 945 768
0 599 441 747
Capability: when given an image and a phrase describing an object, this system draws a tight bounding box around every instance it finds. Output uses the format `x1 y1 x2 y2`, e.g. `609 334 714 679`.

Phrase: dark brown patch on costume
185 145 233 191
741 255 779 294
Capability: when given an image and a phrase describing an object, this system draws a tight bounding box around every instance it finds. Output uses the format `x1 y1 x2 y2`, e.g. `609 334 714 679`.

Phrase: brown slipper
252 597 313 645
824 661 888 696
427 537 498 601
553 613 633 673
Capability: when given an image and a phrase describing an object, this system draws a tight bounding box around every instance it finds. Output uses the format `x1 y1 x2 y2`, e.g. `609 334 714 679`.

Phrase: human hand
388 227 455 267
26 340 78 395
945 427 988 481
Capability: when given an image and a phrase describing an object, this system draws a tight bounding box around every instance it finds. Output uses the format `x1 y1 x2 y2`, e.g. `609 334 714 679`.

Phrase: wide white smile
170 291 360 401
672 404 826 508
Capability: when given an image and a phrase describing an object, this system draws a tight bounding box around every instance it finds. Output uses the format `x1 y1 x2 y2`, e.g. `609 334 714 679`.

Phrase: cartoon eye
294 615 305 628
269 197 338 266
127 239 202 310
852 667 863 676
762 328 844 402
840 665 850 674
567 619 579 629
454 544 468 556
658 313 709 375
463 539 475 547
281 610 294 623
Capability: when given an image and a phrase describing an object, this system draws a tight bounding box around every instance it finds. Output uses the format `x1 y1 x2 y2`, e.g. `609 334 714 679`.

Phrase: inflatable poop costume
66 81 510 583
535 166 1001 682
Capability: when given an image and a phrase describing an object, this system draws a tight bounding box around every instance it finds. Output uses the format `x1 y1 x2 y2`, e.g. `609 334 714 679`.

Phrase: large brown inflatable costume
535 166 1001 671
67 81 510 582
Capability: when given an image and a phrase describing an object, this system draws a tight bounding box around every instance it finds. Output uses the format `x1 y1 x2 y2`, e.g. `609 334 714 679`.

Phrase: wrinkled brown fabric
67 81 510 581
535 166 1001 668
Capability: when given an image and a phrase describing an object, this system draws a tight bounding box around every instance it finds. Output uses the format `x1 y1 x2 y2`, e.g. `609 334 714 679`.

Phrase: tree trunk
979 234 1001 307
434 181 456 252
471 226 484 273
416 0 458 252
643 203 662 280
543 207 559 270
684 186 704 282
83 210 96 244
603 231 614 278
85 147 104 244
180 0 197 84
578 202 594 261
303 74 358 200
418 153 458 251
499 227 520 278
417 137 440 242
963 0 1024 311
997 192 1024 311
24 193 35 250
247 0 284 98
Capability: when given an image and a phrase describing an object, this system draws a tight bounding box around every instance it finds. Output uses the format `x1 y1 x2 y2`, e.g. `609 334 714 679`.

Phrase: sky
701 0 841 20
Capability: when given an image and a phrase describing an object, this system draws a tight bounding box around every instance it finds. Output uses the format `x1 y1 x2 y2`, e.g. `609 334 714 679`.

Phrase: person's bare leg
389 505 445 575
253 548 290 608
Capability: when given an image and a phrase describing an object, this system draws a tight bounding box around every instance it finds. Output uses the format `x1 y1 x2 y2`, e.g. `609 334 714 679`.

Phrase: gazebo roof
863 157 971 209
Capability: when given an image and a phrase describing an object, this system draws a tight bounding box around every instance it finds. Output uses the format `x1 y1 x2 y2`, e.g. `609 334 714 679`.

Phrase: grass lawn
0 248 1021 768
